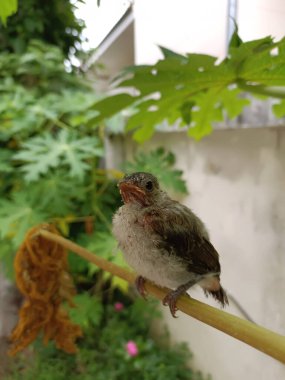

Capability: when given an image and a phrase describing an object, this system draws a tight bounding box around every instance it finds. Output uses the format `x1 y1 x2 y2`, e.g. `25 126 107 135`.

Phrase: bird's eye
145 180 153 191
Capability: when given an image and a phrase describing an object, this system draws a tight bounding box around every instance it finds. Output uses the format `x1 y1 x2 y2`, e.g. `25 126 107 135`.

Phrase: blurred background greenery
0 1 207 379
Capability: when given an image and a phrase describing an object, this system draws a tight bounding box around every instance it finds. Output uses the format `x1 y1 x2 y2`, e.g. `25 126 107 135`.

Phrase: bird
112 172 228 317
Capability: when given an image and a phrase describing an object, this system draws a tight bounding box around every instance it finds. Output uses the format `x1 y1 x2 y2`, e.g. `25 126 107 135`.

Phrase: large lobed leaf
89 29 285 142
13 129 103 182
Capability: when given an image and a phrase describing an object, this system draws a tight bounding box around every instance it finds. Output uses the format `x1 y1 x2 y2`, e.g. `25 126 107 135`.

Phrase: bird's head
118 172 160 207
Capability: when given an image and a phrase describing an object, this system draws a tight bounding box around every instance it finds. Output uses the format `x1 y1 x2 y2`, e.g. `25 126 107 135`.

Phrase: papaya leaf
188 89 223 140
219 87 250 119
13 129 103 182
125 147 188 194
25 172 87 216
272 99 285 118
90 29 285 142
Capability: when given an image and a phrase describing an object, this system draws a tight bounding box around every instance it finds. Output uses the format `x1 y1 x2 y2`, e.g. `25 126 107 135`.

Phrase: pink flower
114 302 124 312
125 341 139 357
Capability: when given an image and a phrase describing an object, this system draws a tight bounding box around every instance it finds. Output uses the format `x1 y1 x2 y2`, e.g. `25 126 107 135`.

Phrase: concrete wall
238 0 285 41
134 0 228 63
106 127 285 380
0 272 21 377
133 0 285 65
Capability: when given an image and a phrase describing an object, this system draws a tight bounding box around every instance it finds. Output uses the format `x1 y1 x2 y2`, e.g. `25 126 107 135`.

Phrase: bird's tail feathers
204 285 229 307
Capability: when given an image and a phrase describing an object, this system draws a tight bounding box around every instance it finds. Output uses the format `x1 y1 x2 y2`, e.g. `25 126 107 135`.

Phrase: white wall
238 0 285 41
106 127 285 380
133 0 229 64
133 0 285 65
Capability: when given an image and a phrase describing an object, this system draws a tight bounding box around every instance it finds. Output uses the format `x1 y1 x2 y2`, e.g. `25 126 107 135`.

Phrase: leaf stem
38 228 285 364
238 80 285 99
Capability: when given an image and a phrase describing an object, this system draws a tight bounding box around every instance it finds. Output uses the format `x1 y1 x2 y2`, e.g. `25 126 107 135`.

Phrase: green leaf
125 147 188 194
13 129 103 182
0 0 17 25
188 89 224 140
159 45 187 60
219 87 251 119
77 231 125 276
126 95 183 143
180 101 195 125
229 35 274 69
272 99 285 117
68 252 89 275
90 52 235 141
0 192 48 247
229 22 243 49
25 172 87 216
68 293 103 328
89 29 285 143
0 149 13 173
0 240 15 279
89 94 136 124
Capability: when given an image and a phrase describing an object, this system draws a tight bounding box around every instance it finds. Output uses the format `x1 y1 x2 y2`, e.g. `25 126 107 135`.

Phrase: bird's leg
135 275 148 299
163 280 196 318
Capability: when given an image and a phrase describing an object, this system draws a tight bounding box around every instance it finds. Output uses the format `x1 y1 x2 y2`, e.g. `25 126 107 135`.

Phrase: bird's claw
135 276 148 299
163 292 179 318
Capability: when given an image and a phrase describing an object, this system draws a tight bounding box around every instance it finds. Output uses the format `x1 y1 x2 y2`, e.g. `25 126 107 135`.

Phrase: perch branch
38 228 285 364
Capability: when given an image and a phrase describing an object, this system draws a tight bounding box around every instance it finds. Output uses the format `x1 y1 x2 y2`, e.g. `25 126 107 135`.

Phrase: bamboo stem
38 229 285 364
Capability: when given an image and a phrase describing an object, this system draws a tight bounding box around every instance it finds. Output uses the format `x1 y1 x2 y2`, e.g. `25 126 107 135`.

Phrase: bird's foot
163 282 193 318
162 290 181 318
135 275 148 299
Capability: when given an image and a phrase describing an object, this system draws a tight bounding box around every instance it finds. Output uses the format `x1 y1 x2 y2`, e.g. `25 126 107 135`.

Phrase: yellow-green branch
38 229 285 364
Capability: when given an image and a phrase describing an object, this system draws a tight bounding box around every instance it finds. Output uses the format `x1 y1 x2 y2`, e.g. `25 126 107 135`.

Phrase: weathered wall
133 0 228 63
106 127 285 380
0 272 21 377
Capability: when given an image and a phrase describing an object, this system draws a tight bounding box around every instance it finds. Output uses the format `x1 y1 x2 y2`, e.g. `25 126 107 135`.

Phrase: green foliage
79 231 122 265
0 40 87 94
75 231 126 281
272 99 285 117
0 40 188 283
0 0 17 25
14 130 103 182
0 41 118 274
0 0 84 59
0 240 15 278
24 173 87 216
0 192 48 247
90 28 285 142
6 298 210 380
125 147 188 194
68 294 104 329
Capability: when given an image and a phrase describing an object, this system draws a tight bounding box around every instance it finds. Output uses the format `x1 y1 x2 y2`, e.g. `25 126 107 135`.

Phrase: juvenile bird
112 172 228 317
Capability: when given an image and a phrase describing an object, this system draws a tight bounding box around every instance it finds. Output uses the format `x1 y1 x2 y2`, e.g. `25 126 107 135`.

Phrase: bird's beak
118 181 147 206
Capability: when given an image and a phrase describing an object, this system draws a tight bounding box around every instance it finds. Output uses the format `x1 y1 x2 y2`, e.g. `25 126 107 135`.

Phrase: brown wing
143 204 221 276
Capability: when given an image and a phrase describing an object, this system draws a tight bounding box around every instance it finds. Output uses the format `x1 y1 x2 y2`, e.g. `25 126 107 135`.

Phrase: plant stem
38 228 285 364
92 205 112 232
238 80 285 99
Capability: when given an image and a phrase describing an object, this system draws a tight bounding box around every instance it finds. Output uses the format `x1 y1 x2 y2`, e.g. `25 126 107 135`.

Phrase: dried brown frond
8 224 82 356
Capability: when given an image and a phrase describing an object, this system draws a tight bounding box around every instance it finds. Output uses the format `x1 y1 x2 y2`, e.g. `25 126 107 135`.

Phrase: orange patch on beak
119 182 147 206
